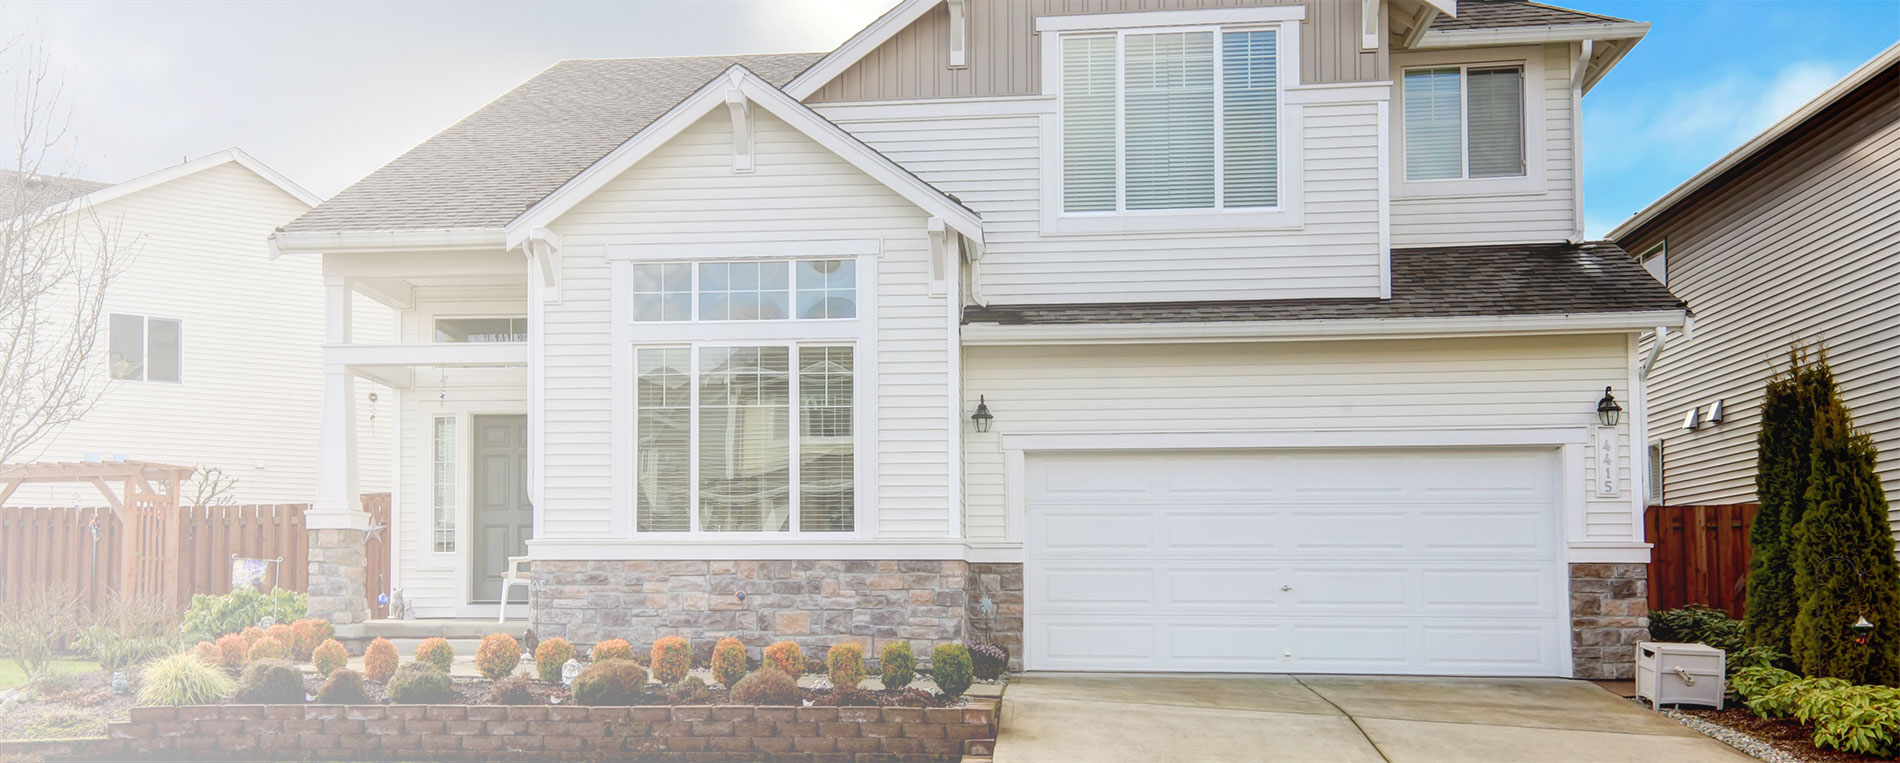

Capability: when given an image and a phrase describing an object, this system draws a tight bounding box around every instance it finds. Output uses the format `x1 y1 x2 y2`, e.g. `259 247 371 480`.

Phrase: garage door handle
1281 585 1293 592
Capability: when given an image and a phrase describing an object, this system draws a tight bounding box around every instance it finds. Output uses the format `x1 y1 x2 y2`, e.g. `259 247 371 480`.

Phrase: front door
471 415 530 603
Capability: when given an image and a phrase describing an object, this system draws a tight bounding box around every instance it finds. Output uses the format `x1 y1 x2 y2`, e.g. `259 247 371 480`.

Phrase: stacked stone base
1570 562 1651 680
306 528 369 626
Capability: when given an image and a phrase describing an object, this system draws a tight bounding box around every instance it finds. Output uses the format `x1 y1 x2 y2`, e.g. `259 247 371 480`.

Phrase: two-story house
271 0 1681 680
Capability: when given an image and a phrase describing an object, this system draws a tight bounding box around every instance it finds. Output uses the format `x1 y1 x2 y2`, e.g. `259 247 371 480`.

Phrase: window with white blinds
632 344 855 534
1403 64 1526 181
1059 25 1280 214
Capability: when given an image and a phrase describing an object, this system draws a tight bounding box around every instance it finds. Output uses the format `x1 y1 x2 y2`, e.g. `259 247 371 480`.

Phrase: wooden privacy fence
1646 504 1758 618
0 494 389 613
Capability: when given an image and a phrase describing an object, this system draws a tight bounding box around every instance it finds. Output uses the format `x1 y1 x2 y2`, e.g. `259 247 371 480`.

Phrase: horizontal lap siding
824 99 1382 305
547 112 952 539
1628 78 1899 539
1390 45 1577 247
962 334 1636 542
396 373 523 617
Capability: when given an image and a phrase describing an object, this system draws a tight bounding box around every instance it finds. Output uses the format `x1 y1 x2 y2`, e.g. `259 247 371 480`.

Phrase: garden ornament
561 658 581 686
111 672 129 695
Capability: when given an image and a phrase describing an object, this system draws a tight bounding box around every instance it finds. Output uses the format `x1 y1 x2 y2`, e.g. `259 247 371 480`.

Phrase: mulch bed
1679 706 1888 763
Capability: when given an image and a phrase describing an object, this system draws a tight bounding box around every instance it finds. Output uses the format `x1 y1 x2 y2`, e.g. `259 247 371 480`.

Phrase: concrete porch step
333 618 530 653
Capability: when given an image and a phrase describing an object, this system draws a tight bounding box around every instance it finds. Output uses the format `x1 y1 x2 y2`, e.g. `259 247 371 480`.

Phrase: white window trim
1392 46 1547 199
609 247 879 540
108 312 185 384
428 413 460 555
432 315 529 344
1037 7 1305 235
1639 240 1667 286
408 295 529 345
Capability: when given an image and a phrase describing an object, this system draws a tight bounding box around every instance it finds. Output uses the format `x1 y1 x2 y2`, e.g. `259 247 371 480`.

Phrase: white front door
1024 448 1567 675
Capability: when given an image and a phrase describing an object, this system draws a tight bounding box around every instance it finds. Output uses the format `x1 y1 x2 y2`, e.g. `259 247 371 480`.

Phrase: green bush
572 660 649 706
666 675 713 704
711 637 748 688
1727 645 1789 673
414 637 455 672
485 674 537 705
592 638 636 663
137 652 235 706
1649 605 1746 651
930 643 974 698
1748 348 1832 656
827 642 865 690
730 667 798 705
1731 665 1799 701
879 642 915 689
180 588 307 643
314 668 368 704
1746 676 1852 719
233 659 306 704
1796 684 1900 757
387 662 454 704
535 638 574 683
970 643 1009 681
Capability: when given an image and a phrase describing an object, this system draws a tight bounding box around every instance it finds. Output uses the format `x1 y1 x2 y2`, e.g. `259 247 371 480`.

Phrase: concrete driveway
994 674 1749 763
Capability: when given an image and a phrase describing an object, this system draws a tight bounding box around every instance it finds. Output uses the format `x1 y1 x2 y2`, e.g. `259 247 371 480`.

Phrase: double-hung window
108 313 182 383
1402 64 1527 181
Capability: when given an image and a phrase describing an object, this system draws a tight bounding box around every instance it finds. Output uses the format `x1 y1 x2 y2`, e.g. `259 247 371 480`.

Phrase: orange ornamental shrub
592 638 636 663
215 633 249 670
238 626 266 649
475 633 523 680
290 619 334 660
763 641 804 677
648 636 690 686
246 636 289 662
535 638 575 683
312 638 349 677
414 637 455 672
265 623 295 650
191 640 220 666
827 642 865 690
363 637 399 682
711 638 748 688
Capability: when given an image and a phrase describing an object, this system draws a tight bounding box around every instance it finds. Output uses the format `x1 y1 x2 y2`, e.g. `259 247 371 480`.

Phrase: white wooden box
1635 641 1725 710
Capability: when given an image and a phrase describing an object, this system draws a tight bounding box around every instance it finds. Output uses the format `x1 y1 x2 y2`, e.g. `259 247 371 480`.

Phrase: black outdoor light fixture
1597 387 1623 428
971 396 994 433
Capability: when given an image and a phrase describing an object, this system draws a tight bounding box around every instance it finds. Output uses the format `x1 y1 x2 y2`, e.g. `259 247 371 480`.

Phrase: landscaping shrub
485 674 537 705
476 633 522 680
314 668 368 704
666 675 713 704
181 587 307 643
1796 683 1900 757
592 638 636 663
191 640 219 666
711 637 748 688
1649 605 1746 652
970 643 1009 681
730 667 798 705
1747 676 1852 718
363 637 399 682
246 636 289 662
264 623 294 651
649 636 690 685
890 687 938 707
1728 645 1788 673
387 662 454 704
1 587 79 680
931 643 974 698
763 641 803 676
1731 665 1799 702
572 660 649 705
827 642 865 689
289 619 333 661
1748 347 1833 655
214 633 248 671
137 652 235 706
879 641 915 689
414 636 455 672
312 638 349 677
233 659 306 704
74 592 180 670
535 637 574 683
238 626 265 649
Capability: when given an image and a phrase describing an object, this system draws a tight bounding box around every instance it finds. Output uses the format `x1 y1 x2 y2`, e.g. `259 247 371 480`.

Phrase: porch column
308 274 370 624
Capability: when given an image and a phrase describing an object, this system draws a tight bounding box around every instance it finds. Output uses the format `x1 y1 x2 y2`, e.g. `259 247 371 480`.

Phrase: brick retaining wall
91 701 996 762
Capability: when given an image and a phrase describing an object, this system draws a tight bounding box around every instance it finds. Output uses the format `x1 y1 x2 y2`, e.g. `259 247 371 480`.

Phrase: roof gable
10 148 316 223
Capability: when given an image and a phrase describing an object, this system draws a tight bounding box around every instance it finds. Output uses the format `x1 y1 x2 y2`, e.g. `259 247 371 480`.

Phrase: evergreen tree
1746 347 1831 654
1790 366 1900 685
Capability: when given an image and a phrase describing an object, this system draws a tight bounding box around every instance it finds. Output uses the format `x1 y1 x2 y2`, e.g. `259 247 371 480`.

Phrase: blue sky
1567 0 1898 237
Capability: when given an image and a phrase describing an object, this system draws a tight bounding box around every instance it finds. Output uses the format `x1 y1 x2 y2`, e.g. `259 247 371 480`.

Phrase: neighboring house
1611 44 1899 541
2 150 390 505
273 0 1682 680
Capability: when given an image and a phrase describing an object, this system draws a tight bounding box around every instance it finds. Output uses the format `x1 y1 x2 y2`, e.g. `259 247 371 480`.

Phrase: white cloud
1589 60 1844 176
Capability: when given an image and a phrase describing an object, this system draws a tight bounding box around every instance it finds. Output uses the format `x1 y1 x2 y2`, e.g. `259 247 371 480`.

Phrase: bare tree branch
185 464 240 508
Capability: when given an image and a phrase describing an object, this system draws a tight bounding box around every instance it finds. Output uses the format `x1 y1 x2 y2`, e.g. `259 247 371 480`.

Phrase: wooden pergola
0 460 194 517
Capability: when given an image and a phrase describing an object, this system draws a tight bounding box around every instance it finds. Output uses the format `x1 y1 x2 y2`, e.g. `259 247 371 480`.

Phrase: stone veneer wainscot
1570 562 1651 680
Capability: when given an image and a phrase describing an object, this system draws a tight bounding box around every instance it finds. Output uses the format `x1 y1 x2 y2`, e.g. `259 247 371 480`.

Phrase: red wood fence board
1646 504 1757 618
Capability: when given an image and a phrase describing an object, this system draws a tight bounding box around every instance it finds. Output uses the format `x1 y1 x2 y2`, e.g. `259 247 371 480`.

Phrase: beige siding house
1611 44 1899 539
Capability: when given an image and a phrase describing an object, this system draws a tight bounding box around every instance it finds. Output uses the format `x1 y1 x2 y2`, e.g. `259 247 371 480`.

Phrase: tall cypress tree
1746 347 1830 654
1791 382 1900 685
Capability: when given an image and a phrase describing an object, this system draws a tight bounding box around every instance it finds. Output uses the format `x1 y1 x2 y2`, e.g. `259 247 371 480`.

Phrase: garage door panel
1419 510 1548 553
1164 569 1280 608
1288 511 1410 551
1169 624 1284 665
1035 457 1155 496
1038 567 1156 609
1040 622 1158 664
1421 624 1558 670
1162 512 1281 553
1420 569 1553 611
1290 624 1412 665
1288 568 1409 608
1036 511 1154 552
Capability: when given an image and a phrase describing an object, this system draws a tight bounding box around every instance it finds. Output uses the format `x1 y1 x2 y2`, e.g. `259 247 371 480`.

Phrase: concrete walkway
994 674 1750 763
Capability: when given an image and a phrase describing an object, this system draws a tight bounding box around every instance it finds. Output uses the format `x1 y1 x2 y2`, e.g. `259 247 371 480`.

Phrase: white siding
1389 44 1579 247
819 95 1384 305
543 110 955 539
963 334 1637 543
393 369 525 618
10 161 391 505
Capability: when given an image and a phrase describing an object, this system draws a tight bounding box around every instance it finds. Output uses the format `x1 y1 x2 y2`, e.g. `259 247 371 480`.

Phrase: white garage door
1024 448 1567 676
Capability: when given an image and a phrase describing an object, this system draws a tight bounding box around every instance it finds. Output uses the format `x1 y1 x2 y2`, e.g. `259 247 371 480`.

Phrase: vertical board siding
1389 44 1578 247
823 98 1383 304
1630 71 1899 540
806 0 1384 103
1645 504 1755 618
962 334 1637 542
543 111 953 540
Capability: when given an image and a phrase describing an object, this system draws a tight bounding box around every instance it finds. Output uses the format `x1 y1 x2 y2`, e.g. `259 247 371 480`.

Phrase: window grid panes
798 347 854 532
698 261 790 321
635 348 691 532
697 347 792 532
795 260 856 319
432 416 456 553
631 263 693 322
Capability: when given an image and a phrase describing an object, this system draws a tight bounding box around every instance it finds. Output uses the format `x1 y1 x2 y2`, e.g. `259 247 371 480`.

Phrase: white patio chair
498 556 533 623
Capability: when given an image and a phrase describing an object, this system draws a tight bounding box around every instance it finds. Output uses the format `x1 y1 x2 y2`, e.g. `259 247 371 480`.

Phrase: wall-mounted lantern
1596 387 1623 428
971 396 994 433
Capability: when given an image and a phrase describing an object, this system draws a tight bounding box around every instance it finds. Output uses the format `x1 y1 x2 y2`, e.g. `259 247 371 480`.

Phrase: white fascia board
960 310 1690 345
1413 21 1649 49
269 227 508 257
35 148 321 229
325 341 528 368
784 0 942 100
505 66 984 249
1610 40 1900 241
1420 0 1457 17
1034 5 1305 33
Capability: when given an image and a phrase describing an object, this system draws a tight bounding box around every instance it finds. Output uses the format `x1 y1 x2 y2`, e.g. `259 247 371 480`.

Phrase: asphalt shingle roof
282 53 824 234
0 170 111 218
962 242 1685 325
1429 0 1629 32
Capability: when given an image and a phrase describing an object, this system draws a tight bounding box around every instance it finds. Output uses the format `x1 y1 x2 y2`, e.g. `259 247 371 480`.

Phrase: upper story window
1402 65 1525 181
1061 26 1281 214
109 313 181 383
632 260 856 323
435 316 527 343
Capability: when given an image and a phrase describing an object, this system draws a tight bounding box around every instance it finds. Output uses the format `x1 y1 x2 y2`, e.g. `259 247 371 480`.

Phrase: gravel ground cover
1654 703 1890 763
